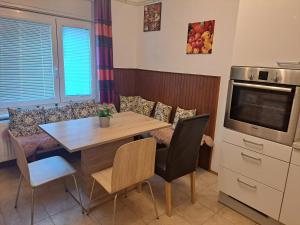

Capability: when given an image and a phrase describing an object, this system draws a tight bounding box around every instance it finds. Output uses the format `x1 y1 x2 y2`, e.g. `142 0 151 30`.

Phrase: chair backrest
165 114 209 182
111 137 156 193
8 130 30 182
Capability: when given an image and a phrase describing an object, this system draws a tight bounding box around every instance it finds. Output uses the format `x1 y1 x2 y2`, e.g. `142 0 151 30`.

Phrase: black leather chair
155 114 209 216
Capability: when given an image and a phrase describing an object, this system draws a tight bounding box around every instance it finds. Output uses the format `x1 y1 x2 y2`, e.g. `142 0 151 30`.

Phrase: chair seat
92 167 113 193
155 147 168 178
28 156 76 187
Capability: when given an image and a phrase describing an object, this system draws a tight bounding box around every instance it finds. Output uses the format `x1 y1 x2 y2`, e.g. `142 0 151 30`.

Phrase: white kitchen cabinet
221 141 289 191
280 147 300 225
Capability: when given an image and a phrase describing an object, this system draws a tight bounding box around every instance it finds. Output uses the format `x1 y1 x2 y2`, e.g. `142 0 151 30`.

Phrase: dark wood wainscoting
113 68 221 138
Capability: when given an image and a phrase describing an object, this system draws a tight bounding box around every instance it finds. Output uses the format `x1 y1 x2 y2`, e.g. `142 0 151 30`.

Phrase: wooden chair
155 114 209 216
9 130 84 225
89 137 159 225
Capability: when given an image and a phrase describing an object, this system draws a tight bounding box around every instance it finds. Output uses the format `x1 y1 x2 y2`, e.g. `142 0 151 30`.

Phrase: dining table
39 111 171 206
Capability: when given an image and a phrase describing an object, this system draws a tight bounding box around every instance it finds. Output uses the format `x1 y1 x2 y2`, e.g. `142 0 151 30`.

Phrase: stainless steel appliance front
225 66 300 146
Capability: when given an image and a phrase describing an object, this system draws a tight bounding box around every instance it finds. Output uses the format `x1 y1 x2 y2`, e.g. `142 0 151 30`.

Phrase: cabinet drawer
219 167 283 220
221 142 289 191
223 128 292 162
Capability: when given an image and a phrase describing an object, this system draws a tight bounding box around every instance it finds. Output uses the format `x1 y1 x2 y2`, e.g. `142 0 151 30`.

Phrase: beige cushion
8 107 46 137
119 95 141 112
153 102 172 122
172 107 196 129
134 98 155 116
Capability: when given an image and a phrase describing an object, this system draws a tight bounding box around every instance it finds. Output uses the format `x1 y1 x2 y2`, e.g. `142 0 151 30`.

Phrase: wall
111 0 139 68
232 0 300 67
135 0 240 172
0 0 92 20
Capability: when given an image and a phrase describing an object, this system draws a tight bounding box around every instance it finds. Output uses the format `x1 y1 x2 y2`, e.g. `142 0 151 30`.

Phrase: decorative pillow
95 103 118 114
172 107 196 129
153 102 172 122
8 107 46 137
119 96 141 112
135 98 155 116
45 105 74 123
71 100 97 119
107 104 118 114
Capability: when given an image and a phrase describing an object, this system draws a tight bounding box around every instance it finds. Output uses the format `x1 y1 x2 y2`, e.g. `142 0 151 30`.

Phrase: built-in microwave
224 66 300 146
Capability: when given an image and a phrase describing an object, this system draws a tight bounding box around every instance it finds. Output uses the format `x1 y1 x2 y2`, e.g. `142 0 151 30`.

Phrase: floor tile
175 202 214 225
217 207 257 225
90 199 145 225
202 214 235 225
120 190 163 224
51 206 97 225
147 214 191 225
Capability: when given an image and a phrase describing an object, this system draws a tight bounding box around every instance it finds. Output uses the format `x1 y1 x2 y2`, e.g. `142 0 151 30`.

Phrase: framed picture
186 20 215 54
144 2 162 32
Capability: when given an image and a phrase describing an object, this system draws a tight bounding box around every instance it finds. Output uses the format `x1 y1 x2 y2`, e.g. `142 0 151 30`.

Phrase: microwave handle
233 82 292 93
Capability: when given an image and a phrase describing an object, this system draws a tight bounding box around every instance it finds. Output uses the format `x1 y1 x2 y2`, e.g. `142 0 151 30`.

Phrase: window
0 8 94 109
0 17 57 107
62 27 92 97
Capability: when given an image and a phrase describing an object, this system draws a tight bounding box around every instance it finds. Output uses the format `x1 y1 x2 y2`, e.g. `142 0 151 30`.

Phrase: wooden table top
40 111 171 152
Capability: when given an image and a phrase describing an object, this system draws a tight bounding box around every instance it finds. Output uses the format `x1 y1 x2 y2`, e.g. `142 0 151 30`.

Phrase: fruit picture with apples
186 20 215 54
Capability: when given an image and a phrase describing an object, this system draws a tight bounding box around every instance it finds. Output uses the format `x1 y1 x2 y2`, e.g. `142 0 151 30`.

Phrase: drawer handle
243 139 264 150
237 178 257 190
241 152 262 163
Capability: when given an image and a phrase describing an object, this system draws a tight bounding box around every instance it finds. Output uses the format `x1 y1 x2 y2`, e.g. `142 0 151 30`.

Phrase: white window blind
0 17 55 105
62 26 92 97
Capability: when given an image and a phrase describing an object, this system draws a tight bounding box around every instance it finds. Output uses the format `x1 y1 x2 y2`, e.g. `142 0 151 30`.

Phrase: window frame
0 8 60 108
0 8 96 110
56 18 96 103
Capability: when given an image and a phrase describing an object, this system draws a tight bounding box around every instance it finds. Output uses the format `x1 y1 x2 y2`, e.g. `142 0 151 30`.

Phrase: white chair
9 130 84 225
89 137 159 225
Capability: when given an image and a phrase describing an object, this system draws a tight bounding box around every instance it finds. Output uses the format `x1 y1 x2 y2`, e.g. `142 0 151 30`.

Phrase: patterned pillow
8 107 46 137
172 107 196 129
95 103 118 114
153 102 172 122
45 105 74 123
119 96 141 112
135 98 155 116
71 100 97 119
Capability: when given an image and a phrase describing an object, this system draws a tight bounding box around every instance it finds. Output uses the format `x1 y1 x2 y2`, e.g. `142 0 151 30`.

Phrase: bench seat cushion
150 127 214 147
16 132 60 157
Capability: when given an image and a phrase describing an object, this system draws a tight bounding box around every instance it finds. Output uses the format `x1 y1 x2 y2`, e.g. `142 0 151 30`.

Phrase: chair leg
165 182 172 217
72 174 84 214
144 181 159 219
113 194 118 225
89 178 96 201
14 174 23 208
190 171 196 204
30 188 35 225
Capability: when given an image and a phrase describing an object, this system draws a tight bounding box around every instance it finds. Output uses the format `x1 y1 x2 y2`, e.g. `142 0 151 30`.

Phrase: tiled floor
0 160 259 225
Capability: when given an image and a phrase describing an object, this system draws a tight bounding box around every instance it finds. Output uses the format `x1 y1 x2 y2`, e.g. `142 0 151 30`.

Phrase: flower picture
144 2 162 32
186 20 215 54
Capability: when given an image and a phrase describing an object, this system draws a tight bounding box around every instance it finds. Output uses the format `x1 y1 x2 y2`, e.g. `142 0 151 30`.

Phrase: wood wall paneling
113 68 220 138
